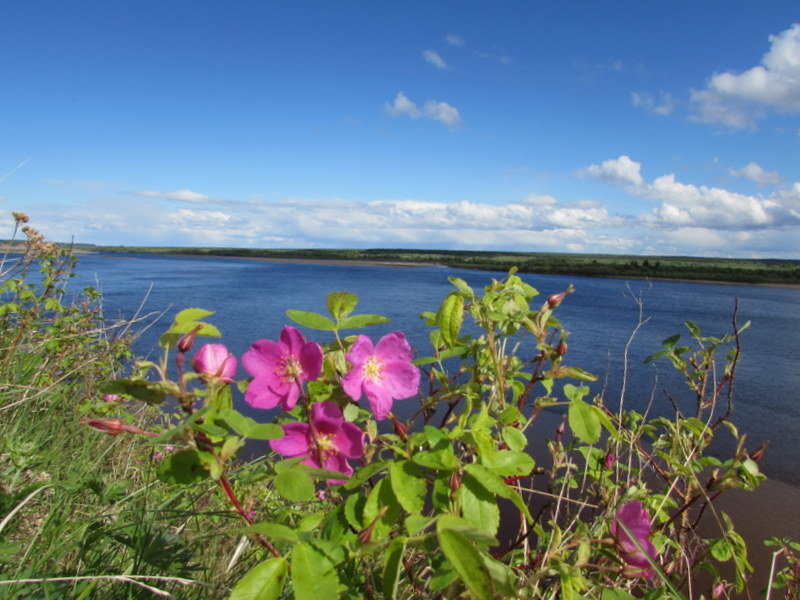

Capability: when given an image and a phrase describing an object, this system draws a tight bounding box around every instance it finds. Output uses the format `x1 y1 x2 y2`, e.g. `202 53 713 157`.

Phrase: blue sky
3 2 800 257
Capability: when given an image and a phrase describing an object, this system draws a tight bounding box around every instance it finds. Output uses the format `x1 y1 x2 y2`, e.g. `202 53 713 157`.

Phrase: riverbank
77 244 800 286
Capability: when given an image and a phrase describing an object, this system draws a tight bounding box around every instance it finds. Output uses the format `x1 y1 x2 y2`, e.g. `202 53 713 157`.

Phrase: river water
69 253 800 486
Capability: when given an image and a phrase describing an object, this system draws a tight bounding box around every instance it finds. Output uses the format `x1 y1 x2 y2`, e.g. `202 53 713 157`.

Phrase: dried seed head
12 211 29 224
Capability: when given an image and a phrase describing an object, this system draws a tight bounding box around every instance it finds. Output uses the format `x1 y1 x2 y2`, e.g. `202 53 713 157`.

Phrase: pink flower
102 394 121 403
270 401 364 483
611 500 659 578
242 326 323 410
342 332 420 420
192 343 238 383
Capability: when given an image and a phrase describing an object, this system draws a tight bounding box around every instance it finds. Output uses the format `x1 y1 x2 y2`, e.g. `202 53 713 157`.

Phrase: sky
2 2 800 258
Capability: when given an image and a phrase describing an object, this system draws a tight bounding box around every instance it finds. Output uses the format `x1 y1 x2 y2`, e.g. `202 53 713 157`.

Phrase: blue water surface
69 253 800 485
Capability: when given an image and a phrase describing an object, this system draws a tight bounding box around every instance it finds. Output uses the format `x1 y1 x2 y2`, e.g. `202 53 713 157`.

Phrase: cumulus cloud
691 23 800 129
445 34 464 47
584 155 800 232
132 189 210 202
631 91 676 115
581 155 644 186
729 162 783 185
385 92 462 129
423 50 448 69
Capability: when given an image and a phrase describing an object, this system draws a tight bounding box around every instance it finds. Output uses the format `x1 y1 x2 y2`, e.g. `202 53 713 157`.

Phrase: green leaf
247 423 284 440
274 467 315 502
285 309 336 331
291 542 339 600
569 398 601 444
389 460 426 514
156 449 210 485
501 426 527 452
336 313 390 329
560 366 599 382
101 379 166 405
243 522 300 543
437 292 464 349
448 276 475 299
327 291 359 320
601 589 637 600
228 557 287 600
173 308 215 324
464 463 532 523
382 536 407 600
480 450 534 477
458 473 500 536
437 528 493 600
709 538 732 561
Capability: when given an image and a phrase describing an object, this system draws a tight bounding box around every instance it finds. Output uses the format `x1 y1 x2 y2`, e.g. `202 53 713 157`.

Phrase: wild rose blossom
611 500 659 578
243 326 322 410
270 401 364 483
342 332 420 420
192 343 238 383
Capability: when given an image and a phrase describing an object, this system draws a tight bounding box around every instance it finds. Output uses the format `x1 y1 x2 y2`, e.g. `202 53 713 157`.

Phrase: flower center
315 433 337 459
279 355 303 381
364 356 384 382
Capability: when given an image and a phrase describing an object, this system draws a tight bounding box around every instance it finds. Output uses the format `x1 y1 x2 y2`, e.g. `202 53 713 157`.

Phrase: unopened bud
393 419 408 440
178 325 202 353
358 523 374 545
547 292 566 308
711 582 726 600
555 420 566 444
556 339 568 356
86 417 124 435
449 470 461 492
749 440 769 462
603 451 615 469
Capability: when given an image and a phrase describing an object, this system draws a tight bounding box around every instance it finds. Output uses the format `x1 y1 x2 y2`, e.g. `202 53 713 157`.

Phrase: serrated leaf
101 379 166 405
569 398 601 444
448 276 475 299
291 542 339 600
242 522 300 543
502 426 527 451
228 556 287 600
327 291 359 320
458 473 500 535
285 309 336 331
274 467 315 502
173 308 215 324
247 423 284 440
437 292 464 349
156 449 209 485
437 528 493 600
464 463 532 523
337 313 390 330
389 460 426 514
382 536 407 600
480 450 534 477
561 366 599 382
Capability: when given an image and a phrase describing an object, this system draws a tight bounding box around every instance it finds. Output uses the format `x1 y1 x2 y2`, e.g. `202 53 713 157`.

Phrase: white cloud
423 50 448 69
385 92 462 129
631 91 676 116
581 155 644 186
132 189 210 202
445 34 464 47
691 24 800 129
729 162 783 185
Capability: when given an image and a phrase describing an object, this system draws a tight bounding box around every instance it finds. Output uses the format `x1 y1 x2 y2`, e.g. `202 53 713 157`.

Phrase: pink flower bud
178 325 202 353
604 451 615 469
192 343 238 383
556 339 568 356
102 394 121 403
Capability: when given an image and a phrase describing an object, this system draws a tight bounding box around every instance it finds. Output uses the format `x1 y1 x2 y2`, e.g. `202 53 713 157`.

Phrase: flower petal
270 423 311 457
245 374 282 409
382 361 420 399
345 335 374 367
279 326 306 356
364 379 393 420
374 332 413 363
242 339 283 377
342 365 365 401
333 421 365 459
299 341 323 380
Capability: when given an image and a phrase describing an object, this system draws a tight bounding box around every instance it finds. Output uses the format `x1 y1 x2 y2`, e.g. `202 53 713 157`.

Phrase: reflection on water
70 253 800 485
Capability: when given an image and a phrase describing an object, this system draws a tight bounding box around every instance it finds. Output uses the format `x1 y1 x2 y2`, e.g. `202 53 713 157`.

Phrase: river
70 252 800 486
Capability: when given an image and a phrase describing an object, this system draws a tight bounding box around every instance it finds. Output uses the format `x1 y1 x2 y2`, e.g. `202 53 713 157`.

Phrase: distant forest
50 243 800 285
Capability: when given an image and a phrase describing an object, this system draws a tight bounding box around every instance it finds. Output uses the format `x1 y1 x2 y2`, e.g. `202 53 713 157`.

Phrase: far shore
95 251 800 288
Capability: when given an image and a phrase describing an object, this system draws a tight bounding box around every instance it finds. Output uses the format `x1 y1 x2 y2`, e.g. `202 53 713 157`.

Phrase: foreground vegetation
1 214 798 599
